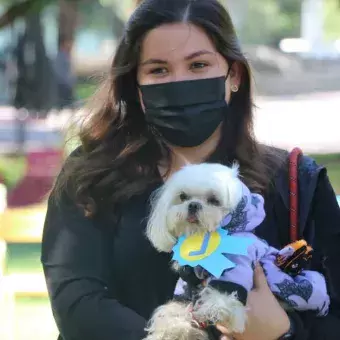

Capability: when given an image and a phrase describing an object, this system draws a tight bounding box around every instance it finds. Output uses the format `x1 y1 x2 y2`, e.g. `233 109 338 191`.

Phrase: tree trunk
111 7 125 39
14 11 57 113
58 0 78 42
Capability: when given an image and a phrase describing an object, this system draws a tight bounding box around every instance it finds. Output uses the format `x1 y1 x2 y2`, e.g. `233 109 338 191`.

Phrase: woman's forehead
140 23 218 62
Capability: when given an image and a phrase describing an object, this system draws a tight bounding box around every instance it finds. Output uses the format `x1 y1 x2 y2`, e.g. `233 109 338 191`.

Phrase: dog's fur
145 163 247 340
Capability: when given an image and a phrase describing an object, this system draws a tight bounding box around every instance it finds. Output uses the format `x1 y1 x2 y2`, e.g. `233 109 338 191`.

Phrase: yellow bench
0 239 5 275
0 203 46 243
0 203 48 298
0 203 48 339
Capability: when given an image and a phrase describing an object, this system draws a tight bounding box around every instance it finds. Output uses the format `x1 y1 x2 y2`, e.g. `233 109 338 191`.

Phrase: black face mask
139 76 228 147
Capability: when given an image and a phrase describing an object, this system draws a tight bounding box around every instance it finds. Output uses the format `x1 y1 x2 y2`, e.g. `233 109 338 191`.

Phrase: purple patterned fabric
175 183 330 316
219 185 265 233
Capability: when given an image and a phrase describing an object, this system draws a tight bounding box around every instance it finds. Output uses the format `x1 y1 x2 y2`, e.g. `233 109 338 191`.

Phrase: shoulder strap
288 147 303 242
275 149 324 245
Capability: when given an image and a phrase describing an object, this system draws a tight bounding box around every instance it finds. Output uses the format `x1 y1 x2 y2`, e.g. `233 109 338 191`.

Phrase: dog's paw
144 301 209 340
193 286 247 334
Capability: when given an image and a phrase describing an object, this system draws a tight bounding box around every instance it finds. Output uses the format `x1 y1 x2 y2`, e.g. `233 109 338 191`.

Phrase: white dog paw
193 287 247 334
144 301 209 340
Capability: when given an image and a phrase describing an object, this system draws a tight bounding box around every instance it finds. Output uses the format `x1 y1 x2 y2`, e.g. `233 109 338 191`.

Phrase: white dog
144 163 329 340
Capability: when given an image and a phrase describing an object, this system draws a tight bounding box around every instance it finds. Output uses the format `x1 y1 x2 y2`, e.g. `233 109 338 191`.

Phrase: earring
231 84 239 93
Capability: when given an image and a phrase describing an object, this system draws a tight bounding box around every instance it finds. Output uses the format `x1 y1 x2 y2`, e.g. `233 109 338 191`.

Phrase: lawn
311 153 340 194
76 82 97 101
0 156 26 189
7 297 58 340
1 243 58 340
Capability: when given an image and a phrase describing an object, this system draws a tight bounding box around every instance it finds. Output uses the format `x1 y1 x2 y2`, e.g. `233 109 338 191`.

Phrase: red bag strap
288 147 303 242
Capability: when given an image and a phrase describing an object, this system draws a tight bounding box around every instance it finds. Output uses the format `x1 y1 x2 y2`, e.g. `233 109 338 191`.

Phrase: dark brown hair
55 0 282 219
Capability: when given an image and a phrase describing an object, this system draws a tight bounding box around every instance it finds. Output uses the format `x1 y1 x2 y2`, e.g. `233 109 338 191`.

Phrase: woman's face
137 23 241 103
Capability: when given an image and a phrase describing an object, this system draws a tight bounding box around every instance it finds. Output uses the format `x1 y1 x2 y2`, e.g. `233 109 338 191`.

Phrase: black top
41 156 340 340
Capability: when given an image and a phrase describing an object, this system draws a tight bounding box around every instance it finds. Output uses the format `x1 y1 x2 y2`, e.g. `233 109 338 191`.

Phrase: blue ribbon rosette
172 228 253 278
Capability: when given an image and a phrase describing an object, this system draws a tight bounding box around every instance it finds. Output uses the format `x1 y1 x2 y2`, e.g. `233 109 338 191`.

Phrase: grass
1 244 57 340
0 156 26 188
12 297 58 340
76 82 97 101
5 243 42 275
1 242 56 339
310 154 340 194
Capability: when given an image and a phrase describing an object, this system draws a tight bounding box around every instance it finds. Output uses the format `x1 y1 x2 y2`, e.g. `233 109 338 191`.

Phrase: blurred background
0 0 339 339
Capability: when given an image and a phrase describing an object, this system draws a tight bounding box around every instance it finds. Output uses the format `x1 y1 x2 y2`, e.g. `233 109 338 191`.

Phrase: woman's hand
218 265 291 340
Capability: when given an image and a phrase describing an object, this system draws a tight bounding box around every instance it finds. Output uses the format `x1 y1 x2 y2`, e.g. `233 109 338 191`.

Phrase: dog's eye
179 192 190 201
207 196 221 206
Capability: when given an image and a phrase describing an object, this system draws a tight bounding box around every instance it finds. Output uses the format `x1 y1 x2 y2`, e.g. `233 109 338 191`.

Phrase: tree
0 0 54 29
324 0 340 40
58 0 78 43
0 0 81 30
13 10 57 113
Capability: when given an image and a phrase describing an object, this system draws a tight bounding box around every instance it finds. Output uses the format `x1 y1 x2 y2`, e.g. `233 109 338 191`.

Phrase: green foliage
231 0 339 45
0 156 26 188
237 0 304 45
0 0 54 29
324 0 340 40
2 0 340 51
76 82 96 100
238 0 292 45
101 0 136 20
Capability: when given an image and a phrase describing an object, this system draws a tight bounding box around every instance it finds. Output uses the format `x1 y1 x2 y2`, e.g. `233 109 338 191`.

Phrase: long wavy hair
54 0 282 219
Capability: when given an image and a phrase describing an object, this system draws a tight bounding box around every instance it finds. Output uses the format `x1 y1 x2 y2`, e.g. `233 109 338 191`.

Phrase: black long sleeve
258 165 340 340
305 171 340 340
41 191 147 340
312 172 340 309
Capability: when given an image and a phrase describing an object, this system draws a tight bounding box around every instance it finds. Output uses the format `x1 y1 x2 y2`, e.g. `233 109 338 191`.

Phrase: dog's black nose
188 202 202 214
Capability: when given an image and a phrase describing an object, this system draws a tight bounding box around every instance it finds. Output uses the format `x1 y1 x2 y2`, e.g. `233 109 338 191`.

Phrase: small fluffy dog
144 163 329 340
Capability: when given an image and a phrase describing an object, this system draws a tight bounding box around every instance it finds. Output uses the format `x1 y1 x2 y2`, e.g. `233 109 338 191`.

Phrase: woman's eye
149 67 168 75
207 196 221 206
190 62 208 70
179 192 190 202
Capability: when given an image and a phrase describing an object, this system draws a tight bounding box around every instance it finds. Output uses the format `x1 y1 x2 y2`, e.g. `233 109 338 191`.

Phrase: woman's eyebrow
140 50 215 66
184 50 215 60
140 58 167 66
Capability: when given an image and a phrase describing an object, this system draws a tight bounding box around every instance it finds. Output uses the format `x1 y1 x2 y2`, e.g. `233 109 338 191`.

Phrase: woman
41 0 340 339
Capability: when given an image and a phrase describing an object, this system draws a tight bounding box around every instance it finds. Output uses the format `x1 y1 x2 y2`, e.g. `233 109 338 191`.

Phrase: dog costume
174 183 330 316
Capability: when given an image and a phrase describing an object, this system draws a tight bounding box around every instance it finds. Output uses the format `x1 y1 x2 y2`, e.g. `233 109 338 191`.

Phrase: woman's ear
230 61 242 88
225 61 243 102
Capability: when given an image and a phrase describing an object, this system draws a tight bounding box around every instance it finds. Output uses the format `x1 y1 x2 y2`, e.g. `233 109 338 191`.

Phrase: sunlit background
0 0 340 339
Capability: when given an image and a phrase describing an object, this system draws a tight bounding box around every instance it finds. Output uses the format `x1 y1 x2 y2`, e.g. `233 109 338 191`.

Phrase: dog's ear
223 166 243 211
226 180 243 211
230 162 240 178
146 186 177 253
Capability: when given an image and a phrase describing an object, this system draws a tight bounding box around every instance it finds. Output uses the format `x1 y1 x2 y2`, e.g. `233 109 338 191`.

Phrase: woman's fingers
216 324 229 334
216 323 234 339
253 263 269 291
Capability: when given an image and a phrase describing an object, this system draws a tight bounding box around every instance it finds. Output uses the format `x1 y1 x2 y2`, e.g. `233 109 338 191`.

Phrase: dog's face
166 182 229 237
147 163 244 252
